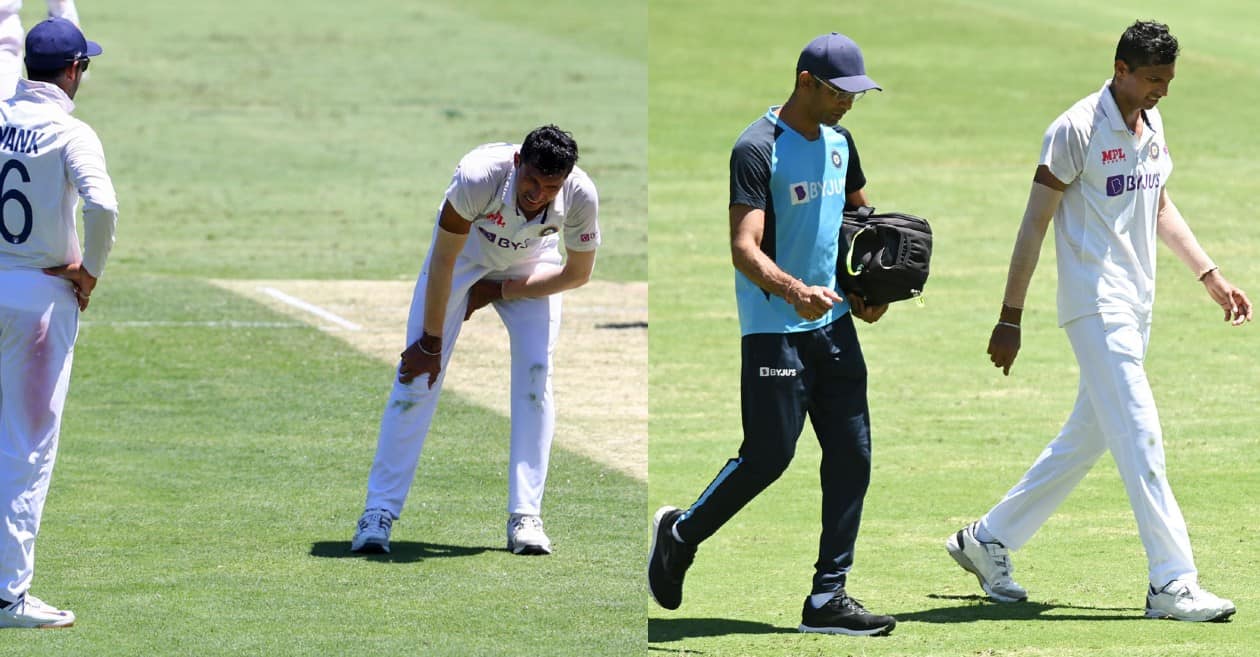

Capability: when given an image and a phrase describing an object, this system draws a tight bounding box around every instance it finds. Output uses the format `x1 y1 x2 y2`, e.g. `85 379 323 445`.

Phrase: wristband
418 331 442 355
996 321 1020 330
1197 266 1219 282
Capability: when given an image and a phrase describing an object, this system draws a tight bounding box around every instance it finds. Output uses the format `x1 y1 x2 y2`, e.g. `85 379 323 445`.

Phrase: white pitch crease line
258 287 362 331
81 320 307 328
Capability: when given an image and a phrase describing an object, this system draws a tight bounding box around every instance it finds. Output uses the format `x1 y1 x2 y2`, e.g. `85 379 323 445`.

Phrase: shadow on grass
309 541 500 563
649 617 794 642
894 594 1141 623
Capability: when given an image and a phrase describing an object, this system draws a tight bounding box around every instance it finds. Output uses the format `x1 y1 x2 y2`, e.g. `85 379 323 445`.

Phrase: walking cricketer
648 32 897 637
0 17 115 629
945 20 1249 623
351 125 599 556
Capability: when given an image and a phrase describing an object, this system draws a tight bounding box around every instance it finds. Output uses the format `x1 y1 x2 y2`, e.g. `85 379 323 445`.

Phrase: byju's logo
789 179 846 206
759 367 798 377
790 183 809 205
1106 172 1162 197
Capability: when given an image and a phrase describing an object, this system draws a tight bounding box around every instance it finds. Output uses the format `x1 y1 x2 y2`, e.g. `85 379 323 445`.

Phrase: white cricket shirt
1042 80 1172 326
0 79 117 276
441 142 599 271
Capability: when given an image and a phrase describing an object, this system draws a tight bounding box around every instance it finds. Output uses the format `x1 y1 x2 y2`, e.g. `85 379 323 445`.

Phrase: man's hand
788 283 842 321
847 293 888 324
43 262 97 311
987 323 1021 376
1201 270 1253 326
398 332 442 387
464 279 504 320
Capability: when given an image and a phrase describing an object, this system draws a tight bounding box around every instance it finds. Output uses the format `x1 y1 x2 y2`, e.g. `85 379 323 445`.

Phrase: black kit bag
837 206 933 306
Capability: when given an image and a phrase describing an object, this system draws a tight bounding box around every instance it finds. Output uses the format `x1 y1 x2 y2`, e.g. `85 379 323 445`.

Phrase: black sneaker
799 591 897 636
648 506 696 610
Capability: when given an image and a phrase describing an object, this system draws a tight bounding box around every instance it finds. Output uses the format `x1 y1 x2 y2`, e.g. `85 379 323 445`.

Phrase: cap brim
829 74 881 92
84 41 102 57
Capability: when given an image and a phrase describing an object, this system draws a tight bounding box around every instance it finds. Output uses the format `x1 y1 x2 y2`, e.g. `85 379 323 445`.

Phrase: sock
809 591 837 609
974 521 997 544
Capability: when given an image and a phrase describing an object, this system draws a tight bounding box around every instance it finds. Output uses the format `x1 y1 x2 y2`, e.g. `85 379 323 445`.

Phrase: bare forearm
506 267 586 298
1157 195 1216 279
1001 181 1060 312
423 254 457 337
733 243 806 303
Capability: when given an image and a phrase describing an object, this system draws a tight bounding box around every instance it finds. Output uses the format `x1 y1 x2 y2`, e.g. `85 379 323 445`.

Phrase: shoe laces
829 592 869 614
360 510 392 532
1160 580 1207 601
983 541 1014 576
511 514 544 532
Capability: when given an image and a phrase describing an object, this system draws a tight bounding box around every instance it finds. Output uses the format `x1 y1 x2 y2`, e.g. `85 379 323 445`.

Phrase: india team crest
830 150 843 168
1149 142 1160 160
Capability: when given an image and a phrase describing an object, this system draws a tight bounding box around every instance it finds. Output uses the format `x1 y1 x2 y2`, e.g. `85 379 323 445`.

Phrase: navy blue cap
797 32 881 93
24 17 102 70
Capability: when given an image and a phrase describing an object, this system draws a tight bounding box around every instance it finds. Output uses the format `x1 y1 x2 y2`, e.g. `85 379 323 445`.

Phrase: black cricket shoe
648 506 696 610
798 591 897 636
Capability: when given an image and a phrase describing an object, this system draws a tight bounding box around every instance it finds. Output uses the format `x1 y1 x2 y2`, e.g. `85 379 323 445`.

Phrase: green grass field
649 1 1260 656
13 1 645 655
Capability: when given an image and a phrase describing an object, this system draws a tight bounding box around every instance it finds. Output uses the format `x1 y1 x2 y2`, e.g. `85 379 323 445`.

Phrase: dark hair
25 65 67 82
520 125 578 177
1115 20 1179 71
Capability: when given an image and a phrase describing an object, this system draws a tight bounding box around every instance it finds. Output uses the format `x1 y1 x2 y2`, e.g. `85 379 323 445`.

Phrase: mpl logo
759 367 798 377
1101 148 1126 165
484 211 506 228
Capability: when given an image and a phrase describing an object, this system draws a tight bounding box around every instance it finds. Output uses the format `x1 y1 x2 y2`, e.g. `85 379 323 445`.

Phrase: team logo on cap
830 150 843 168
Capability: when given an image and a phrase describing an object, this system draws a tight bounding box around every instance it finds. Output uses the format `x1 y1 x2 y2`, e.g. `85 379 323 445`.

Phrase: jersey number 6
0 159 33 245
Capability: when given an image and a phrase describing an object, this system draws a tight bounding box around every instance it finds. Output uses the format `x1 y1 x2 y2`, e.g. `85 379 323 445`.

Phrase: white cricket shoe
507 514 552 555
0 594 75 629
351 508 394 554
1145 580 1236 622
945 522 1028 603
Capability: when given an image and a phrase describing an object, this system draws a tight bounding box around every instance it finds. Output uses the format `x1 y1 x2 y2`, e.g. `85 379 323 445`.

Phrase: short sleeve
443 152 499 222
562 171 600 252
835 126 867 194
1039 113 1088 185
730 127 772 209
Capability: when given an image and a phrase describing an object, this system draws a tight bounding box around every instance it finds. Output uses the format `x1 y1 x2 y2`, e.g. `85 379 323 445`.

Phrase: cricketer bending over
351 125 599 556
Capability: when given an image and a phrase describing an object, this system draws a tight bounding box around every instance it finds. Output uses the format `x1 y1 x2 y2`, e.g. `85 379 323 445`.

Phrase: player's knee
740 447 795 484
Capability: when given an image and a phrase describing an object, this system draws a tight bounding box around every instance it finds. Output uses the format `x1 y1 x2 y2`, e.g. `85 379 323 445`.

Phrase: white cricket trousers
0 270 78 602
363 254 561 519
980 310 1197 588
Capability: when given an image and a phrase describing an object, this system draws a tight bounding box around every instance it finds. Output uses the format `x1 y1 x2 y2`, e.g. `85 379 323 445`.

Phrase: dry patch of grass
211 279 646 480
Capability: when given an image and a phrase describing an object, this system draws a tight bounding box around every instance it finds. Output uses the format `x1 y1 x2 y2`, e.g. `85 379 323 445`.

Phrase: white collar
12 79 76 113
1099 80 1154 136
